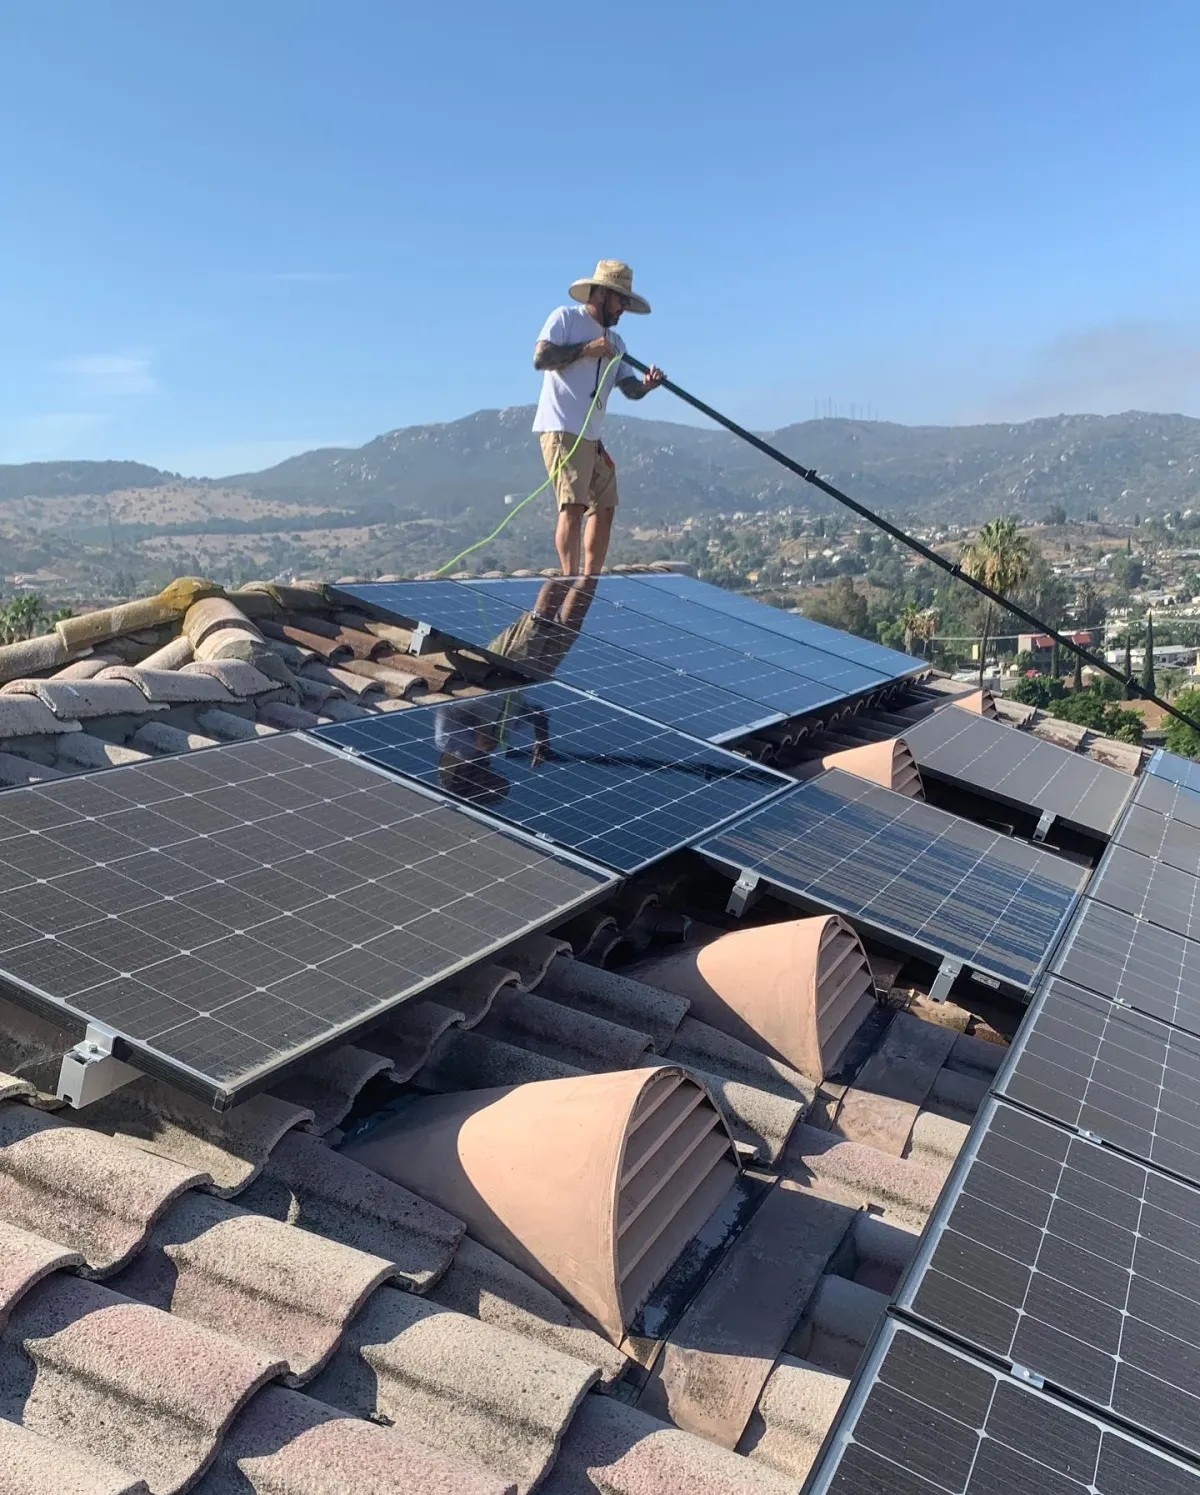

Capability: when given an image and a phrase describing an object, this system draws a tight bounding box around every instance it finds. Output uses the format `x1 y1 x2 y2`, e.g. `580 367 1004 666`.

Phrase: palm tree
912 608 939 660
899 602 922 656
961 519 1034 685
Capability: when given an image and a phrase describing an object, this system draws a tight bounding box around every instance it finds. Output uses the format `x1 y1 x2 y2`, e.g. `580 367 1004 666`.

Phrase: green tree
960 518 1033 685
1142 613 1156 697
1166 687 1200 759
805 576 870 638
1043 504 1067 526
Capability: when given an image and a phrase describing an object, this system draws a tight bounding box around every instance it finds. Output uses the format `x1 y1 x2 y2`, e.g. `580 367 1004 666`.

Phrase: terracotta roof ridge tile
267 1045 395 1136
1 677 166 721
108 1189 400 1385
237 1128 464 1293
0 632 74 686
95 665 237 706
0 694 84 737
0 1102 208 1276
196 1382 517 1495
78 1079 311 1198
306 1284 599 1493
496 933 573 991
477 988 653 1073
182 659 278 697
368 998 473 1081
1 1272 284 1493
0 1416 150 1495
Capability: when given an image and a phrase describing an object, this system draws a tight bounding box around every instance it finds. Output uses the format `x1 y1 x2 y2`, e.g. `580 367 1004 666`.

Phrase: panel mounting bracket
1032 809 1056 843
1008 1362 1045 1389
929 957 963 1004
57 1024 141 1109
408 620 435 655
726 870 762 918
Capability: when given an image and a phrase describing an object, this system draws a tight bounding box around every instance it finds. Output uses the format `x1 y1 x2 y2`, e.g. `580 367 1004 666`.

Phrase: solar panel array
806 1320 1200 1495
696 768 1086 989
308 681 791 873
336 573 921 745
899 703 1133 836
901 1099 1200 1461
0 735 614 1106
1148 747 1200 792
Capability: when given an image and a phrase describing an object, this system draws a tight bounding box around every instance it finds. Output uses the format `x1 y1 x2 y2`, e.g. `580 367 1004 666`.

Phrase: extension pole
624 354 1200 739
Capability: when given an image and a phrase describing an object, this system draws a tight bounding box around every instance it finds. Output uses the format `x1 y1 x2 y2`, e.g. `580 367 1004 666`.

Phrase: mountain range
5 407 1200 525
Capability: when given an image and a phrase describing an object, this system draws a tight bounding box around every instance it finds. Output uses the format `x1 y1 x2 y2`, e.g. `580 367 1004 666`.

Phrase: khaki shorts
540 431 618 512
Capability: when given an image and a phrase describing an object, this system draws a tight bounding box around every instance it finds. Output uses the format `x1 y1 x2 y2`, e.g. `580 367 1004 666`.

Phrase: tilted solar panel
899 705 1133 836
696 770 1086 990
630 569 921 675
1054 900 1200 1038
0 735 615 1107
308 681 792 873
1115 801 1200 875
1148 747 1200 793
1135 770 1200 826
1087 843 1200 941
335 579 782 743
805 1319 1200 1495
997 974 1200 1188
901 1098 1200 1463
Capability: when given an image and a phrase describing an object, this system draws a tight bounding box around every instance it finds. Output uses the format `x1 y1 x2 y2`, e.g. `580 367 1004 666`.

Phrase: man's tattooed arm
534 340 589 371
617 375 649 400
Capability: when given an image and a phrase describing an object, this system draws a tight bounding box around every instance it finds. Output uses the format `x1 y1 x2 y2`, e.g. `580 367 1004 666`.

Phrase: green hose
433 352 623 578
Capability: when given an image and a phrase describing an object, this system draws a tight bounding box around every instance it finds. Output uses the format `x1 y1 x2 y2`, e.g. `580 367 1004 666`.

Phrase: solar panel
1115 802 1200 875
1148 748 1200 792
630 569 921 677
696 770 1086 990
1134 770 1200 826
0 735 615 1107
901 1098 1200 1462
898 705 1133 836
308 681 791 873
805 1319 1200 1495
997 975 1200 1188
463 577 857 716
1087 844 1200 941
1054 900 1200 1037
335 580 782 744
584 575 894 694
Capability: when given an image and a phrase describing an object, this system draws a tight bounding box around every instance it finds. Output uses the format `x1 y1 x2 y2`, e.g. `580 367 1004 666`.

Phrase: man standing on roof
533 259 665 576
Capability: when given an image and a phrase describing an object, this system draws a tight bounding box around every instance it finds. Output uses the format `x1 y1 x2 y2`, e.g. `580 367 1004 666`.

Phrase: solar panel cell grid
998 976 1200 1187
1115 802 1200 874
808 1320 1200 1495
1149 749 1200 792
311 682 790 873
0 735 613 1105
1054 901 1200 1038
698 769 1085 988
898 706 1133 836
903 1100 1200 1461
1087 844 1200 940
1135 772 1200 826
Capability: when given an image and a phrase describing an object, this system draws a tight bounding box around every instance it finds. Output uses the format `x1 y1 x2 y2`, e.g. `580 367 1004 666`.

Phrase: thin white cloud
53 355 157 398
964 322 1200 423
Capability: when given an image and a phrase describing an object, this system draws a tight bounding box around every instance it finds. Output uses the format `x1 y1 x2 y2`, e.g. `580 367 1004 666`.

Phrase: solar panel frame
804 1318 1200 1495
995 974 1200 1190
1087 843 1200 941
1134 771 1200 827
898 1096 1200 1463
307 680 795 873
696 769 1087 992
1053 899 1200 1038
461 576 866 716
1115 801 1200 875
0 734 617 1108
628 568 924 676
1148 747 1200 793
333 580 786 744
898 705 1134 837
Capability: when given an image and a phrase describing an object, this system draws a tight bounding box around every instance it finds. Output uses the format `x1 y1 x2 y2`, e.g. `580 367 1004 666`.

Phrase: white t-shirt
532 305 638 438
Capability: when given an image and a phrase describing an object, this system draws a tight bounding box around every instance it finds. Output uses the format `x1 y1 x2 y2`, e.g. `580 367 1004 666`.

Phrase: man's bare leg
583 507 615 576
555 505 585 575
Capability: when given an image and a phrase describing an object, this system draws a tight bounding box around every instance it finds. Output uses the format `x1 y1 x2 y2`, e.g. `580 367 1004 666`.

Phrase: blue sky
2 0 1198 475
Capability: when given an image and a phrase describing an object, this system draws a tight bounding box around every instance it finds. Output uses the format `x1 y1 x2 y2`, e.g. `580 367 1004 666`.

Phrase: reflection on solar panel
632 569 920 676
898 705 1133 836
804 1319 1200 1495
0 735 614 1107
1115 802 1200 874
464 577 853 716
336 580 779 743
309 682 790 873
998 975 1200 1187
902 1099 1200 1461
1148 747 1200 792
696 770 1086 989
1087 843 1200 940
1055 900 1200 1037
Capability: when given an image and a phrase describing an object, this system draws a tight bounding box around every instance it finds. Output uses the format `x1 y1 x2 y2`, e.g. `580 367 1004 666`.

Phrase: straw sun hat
568 259 651 315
